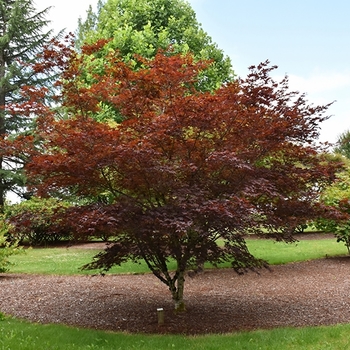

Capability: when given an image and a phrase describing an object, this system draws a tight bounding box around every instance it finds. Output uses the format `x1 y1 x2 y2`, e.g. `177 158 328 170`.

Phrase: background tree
75 0 103 50
0 0 56 208
14 41 342 310
334 130 350 159
76 0 233 92
316 155 350 253
316 129 350 251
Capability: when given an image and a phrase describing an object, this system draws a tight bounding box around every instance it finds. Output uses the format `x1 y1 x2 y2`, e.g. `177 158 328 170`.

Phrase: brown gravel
1 234 350 335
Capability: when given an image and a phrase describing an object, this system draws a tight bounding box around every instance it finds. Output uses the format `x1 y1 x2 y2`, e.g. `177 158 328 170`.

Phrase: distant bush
313 207 350 254
4 198 72 245
0 217 21 272
332 221 350 254
313 217 338 233
317 158 350 254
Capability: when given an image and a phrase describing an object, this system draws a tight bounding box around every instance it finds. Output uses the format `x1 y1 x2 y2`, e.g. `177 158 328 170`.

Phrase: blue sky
36 0 350 144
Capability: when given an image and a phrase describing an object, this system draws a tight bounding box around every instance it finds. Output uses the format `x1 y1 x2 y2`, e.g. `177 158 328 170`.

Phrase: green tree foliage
76 0 233 92
75 0 103 49
334 130 350 159
317 156 350 253
0 0 54 208
0 214 20 272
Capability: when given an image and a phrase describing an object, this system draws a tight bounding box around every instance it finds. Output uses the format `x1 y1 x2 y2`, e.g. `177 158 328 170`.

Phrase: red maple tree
8 41 343 310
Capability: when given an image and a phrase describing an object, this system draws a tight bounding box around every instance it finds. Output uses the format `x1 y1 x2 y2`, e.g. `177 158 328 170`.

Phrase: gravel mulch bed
1 251 350 335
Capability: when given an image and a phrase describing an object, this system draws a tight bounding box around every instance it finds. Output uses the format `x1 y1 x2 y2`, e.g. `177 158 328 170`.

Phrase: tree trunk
171 270 186 312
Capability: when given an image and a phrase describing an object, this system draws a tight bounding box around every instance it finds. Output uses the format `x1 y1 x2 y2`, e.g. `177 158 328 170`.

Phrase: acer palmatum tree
17 42 342 311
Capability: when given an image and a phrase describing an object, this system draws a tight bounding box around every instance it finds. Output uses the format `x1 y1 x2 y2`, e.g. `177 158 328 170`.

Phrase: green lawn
1 315 350 349
7 237 348 275
247 237 348 265
7 247 162 275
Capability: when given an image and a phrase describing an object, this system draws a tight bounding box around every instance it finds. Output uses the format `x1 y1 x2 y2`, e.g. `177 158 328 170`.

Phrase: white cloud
287 71 350 95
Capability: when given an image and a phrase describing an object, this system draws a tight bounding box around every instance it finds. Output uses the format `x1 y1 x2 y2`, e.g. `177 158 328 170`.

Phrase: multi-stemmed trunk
169 269 186 312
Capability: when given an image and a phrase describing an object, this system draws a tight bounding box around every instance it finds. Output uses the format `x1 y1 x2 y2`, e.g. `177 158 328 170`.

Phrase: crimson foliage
8 41 342 309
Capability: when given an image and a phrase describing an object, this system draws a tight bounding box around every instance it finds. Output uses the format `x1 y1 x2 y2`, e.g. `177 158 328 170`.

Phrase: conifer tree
0 0 54 208
334 130 350 159
75 0 103 50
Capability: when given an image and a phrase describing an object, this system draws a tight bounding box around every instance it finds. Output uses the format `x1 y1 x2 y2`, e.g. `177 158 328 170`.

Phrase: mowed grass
7 237 348 275
1 315 350 350
7 247 165 275
247 237 348 265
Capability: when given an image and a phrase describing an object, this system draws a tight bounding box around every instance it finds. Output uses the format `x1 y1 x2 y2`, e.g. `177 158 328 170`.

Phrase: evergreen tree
334 130 350 159
0 0 54 208
75 0 103 50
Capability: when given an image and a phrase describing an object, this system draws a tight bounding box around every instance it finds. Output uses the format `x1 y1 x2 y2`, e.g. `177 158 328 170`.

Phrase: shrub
0 217 21 272
333 222 350 254
4 198 72 245
313 217 338 233
317 158 350 254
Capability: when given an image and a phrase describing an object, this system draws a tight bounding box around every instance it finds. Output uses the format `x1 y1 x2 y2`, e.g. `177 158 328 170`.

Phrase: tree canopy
0 0 54 207
10 40 342 310
76 0 233 92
